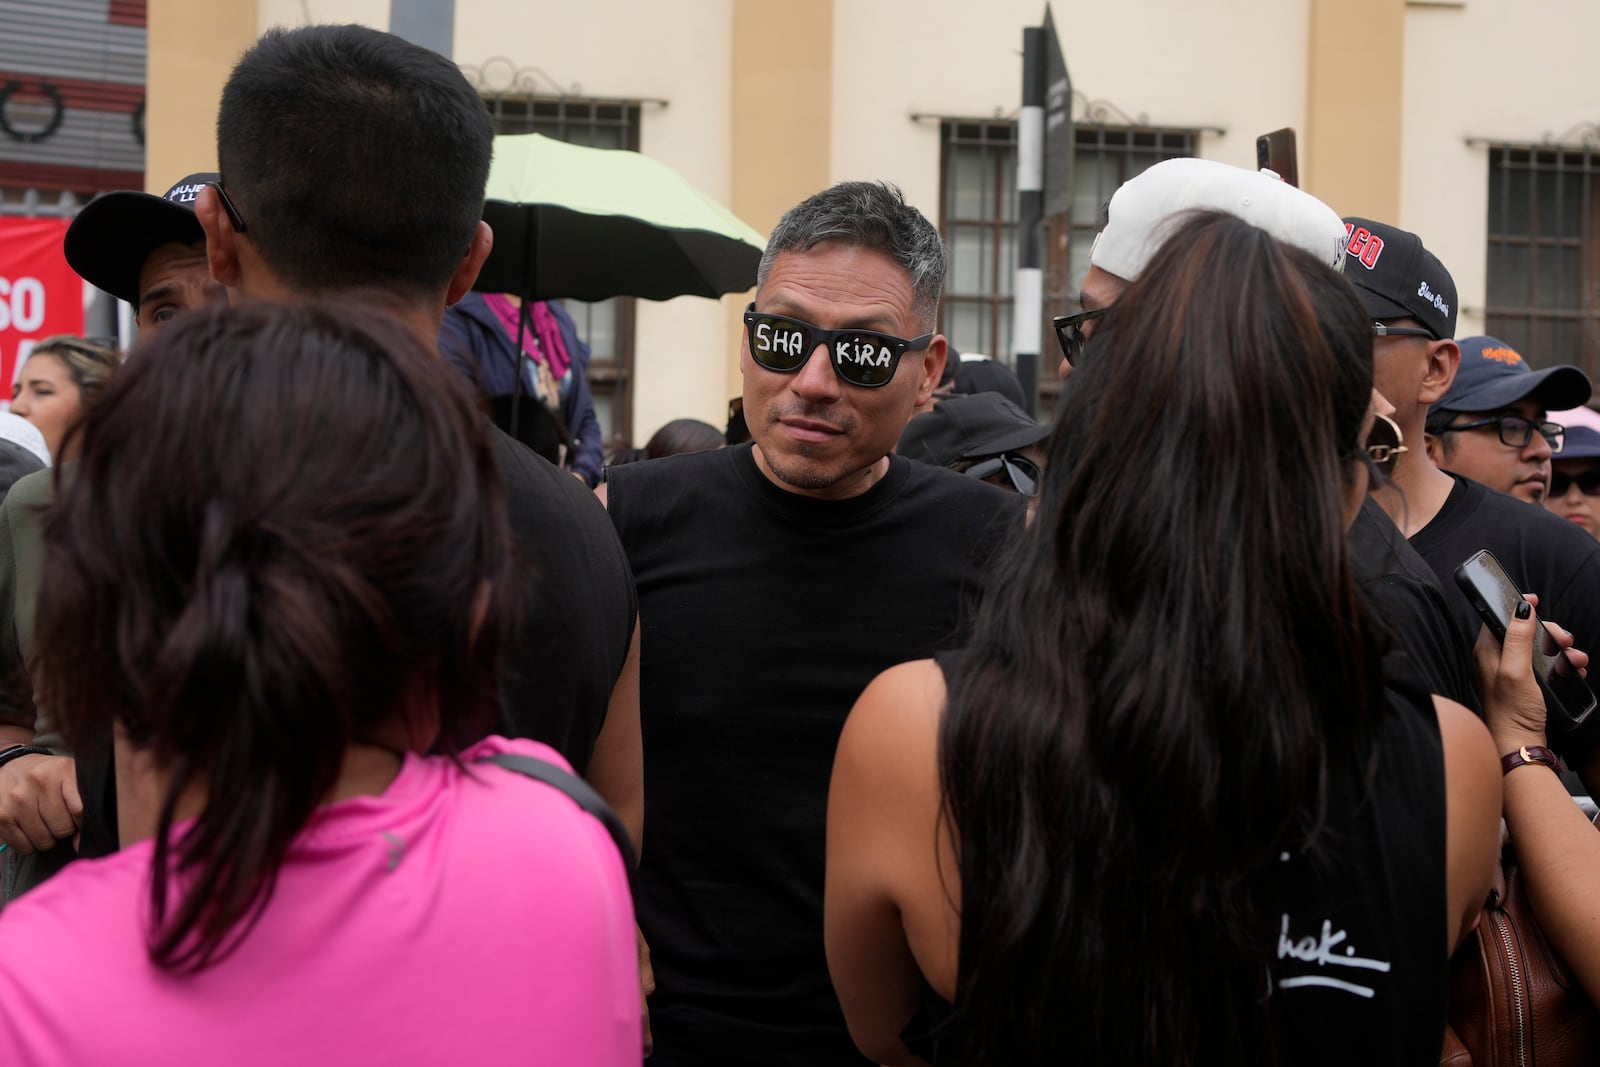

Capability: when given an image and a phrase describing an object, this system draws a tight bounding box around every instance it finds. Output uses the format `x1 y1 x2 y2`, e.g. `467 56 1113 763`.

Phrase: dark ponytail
35 302 511 971
938 212 1384 1065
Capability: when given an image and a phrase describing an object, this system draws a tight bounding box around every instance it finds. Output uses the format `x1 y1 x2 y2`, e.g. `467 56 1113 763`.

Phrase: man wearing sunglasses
1043 161 1480 715
1546 425 1600 540
1051 157 1348 379
601 181 1023 1067
1424 335 1591 505
1346 217 1600 788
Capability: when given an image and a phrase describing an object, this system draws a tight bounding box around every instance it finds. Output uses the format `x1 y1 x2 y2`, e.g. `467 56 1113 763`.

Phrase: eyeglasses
1052 306 1111 364
206 180 247 234
743 303 933 389
1550 469 1600 497
1439 414 1565 454
1364 413 1409 477
1372 322 1434 340
965 453 1041 497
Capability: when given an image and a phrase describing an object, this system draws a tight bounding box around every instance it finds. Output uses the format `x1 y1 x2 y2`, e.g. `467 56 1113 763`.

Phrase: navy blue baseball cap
1557 425 1600 462
1430 335 1591 417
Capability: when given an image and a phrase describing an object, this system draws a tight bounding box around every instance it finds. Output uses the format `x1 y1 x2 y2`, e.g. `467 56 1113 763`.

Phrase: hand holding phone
1455 549 1596 733
1255 128 1299 188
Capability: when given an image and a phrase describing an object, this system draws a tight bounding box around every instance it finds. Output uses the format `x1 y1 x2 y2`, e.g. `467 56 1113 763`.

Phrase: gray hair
757 181 946 329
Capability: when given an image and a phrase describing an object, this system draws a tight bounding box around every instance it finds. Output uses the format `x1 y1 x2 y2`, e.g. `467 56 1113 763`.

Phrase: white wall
829 0 1315 222
1402 0 1600 340
257 0 389 32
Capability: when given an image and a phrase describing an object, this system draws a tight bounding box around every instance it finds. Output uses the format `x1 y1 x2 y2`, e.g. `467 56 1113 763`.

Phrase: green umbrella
475 132 767 301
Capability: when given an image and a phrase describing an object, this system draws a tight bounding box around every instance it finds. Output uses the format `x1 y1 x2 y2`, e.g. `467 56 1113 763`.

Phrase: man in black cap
898 390 1048 497
1344 216 1600 783
62 172 225 333
0 172 226 892
1425 335 1591 505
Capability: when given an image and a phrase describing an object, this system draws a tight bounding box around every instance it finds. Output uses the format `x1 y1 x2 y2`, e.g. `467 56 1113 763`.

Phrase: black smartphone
1255 128 1299 188
1454 549 1596 732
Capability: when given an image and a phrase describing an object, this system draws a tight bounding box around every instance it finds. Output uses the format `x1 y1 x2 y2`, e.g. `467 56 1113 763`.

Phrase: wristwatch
0 743 53 770
1500 745 1563 776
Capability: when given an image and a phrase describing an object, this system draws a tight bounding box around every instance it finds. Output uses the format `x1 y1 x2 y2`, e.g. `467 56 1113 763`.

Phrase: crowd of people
0 20 1598 1067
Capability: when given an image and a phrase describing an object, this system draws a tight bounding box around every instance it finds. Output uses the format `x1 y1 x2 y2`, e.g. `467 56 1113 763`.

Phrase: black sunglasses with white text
743 303 934 389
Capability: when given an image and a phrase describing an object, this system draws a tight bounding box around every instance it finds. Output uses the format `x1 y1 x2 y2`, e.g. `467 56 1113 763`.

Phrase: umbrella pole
511 298 530 439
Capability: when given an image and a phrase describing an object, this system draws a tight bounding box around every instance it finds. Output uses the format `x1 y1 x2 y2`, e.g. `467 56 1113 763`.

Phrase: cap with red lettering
1340 217 1457 340
1430 335 1591 416
63 172 213 305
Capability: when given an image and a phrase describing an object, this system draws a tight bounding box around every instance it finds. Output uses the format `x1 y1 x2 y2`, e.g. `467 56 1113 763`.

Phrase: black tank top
910 650 1448 1065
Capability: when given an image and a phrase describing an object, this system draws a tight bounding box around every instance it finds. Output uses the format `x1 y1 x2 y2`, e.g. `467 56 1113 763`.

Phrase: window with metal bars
937 120 1194 367
483 96 641 449
1485 145 1600 379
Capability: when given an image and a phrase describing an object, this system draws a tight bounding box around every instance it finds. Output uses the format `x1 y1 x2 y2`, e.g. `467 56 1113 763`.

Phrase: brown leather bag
1442 831 1600 1066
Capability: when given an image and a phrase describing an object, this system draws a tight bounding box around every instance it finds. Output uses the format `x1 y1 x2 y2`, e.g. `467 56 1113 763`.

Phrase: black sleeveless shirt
911 651 1449 1065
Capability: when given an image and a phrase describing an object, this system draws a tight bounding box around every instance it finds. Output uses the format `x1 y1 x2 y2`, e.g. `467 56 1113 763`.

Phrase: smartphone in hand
1255 128 1298 188
1454 549 1597 732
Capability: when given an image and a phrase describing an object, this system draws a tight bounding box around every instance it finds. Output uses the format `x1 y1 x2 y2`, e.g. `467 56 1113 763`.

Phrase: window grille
1485 145 1600 378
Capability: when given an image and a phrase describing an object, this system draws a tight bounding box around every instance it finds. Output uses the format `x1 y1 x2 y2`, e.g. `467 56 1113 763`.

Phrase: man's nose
791 342 840 399
1525 429 1554 462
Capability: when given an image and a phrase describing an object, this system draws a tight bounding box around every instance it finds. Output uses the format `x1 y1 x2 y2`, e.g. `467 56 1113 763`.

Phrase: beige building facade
142 0 1600 442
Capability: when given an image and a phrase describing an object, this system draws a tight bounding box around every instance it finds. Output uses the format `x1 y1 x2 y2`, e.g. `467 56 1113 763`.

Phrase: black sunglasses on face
1441 414 1565 454
965 453 1041 497
1052 306 1111 364
743 303 933 389
1364 413 1409 477
1551 468 1600 498
206 181 247 234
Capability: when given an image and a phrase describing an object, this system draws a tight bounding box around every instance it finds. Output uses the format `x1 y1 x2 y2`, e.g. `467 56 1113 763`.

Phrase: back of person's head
941 210 1381 1065
757 180 946 329
644 418 723 460
217 24 493 296
34 301 511 972
26 335 120 409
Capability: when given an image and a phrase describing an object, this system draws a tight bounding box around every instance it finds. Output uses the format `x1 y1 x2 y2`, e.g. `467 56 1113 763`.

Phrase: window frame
1484 143 1600 379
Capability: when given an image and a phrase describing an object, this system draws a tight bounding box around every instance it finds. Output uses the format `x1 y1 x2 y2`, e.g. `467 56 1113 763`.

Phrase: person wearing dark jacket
440 291 605 486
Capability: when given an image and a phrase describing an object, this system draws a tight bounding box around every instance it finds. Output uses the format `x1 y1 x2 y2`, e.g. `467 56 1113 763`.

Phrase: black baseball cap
898 391 1050 467
63 172 214 304
1340 217 1457 340
1430 335 1591 416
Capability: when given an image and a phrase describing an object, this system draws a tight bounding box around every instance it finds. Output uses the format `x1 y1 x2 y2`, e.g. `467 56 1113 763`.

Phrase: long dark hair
939 212 1383 1065
34 302 511 972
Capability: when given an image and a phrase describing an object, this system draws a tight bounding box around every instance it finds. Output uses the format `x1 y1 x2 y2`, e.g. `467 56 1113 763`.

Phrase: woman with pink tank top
0 303 639 1065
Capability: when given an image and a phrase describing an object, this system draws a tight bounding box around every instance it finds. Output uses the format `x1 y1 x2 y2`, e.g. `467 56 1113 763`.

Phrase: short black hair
217 24 494 296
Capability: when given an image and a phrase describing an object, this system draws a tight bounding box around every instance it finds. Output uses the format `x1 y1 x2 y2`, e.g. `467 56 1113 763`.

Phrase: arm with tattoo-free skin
1477 596 1600 1002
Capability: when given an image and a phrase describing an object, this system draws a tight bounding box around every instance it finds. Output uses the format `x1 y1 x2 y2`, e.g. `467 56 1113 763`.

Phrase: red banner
0 217 86 401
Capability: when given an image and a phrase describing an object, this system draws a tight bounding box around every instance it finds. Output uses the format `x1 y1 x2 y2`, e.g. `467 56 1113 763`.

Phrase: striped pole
1014 26 1046 416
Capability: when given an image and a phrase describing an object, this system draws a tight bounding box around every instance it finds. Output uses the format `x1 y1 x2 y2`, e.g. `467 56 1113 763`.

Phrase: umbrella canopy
476 132 767 301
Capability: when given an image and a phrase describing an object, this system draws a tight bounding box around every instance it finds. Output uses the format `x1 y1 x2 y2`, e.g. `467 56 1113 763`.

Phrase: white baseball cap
0 412 50 467
1089 157 1347 282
